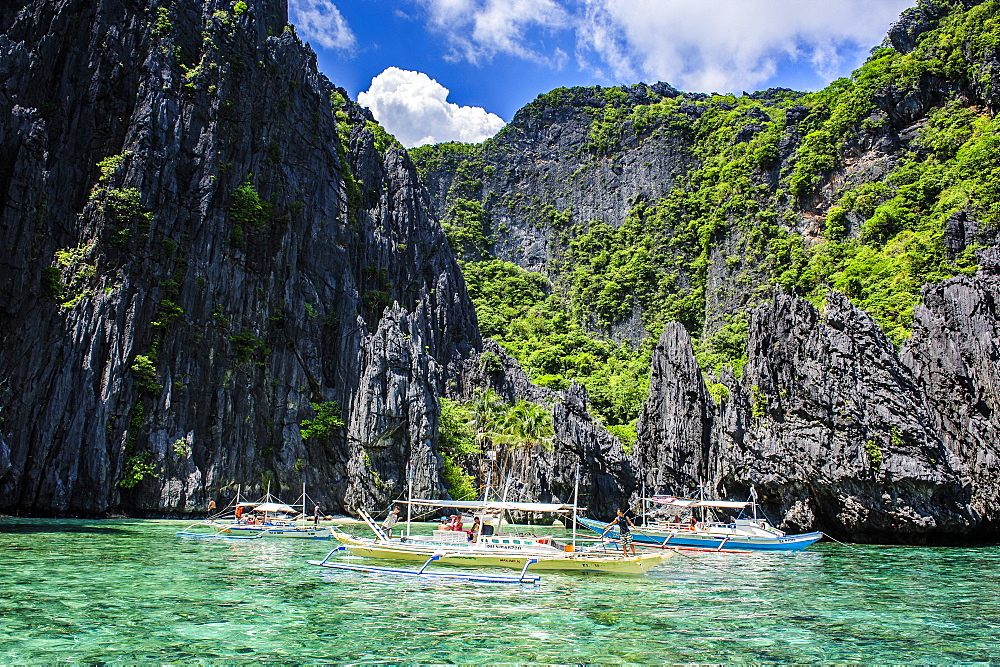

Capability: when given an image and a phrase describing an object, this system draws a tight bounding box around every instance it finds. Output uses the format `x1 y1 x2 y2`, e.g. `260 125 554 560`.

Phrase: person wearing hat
381 506 400 538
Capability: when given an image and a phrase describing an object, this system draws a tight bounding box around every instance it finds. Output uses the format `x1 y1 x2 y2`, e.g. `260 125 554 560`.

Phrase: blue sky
289 0 916 147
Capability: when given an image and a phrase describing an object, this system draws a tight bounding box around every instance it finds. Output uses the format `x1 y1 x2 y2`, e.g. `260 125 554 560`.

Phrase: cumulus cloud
411 0 913 92
416 0 569 67
289 0 356 51
575 0 914 92
358 67 506 148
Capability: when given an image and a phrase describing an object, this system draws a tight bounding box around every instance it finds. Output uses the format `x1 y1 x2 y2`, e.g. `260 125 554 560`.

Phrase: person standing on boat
381 506 400 537
313 504 322 526
599 508 638 557
207 498 216 517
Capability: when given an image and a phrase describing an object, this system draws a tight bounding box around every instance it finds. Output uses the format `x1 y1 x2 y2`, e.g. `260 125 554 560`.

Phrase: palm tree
463 389 556 498
493 398 555 482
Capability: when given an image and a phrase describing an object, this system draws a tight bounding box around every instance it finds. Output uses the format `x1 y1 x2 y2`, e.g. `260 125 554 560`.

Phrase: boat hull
577 517 822 551
335 533 668 574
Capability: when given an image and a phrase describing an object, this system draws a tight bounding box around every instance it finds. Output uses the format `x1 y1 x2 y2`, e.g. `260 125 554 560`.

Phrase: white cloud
417 0 569 67
289 0 356 51
410 0 914 93
358 67 506 148
575 0 915 92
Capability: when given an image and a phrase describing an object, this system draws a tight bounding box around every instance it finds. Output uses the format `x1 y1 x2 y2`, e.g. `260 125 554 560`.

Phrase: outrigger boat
177 485 332 540
579 492 823 552
330 498 669 575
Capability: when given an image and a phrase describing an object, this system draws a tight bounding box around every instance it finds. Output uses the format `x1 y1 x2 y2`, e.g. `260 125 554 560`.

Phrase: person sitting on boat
439 517 451 530
381 506 400 538
468 517 481 541
599 508 638 557
687 515 697 530
450 514 463 532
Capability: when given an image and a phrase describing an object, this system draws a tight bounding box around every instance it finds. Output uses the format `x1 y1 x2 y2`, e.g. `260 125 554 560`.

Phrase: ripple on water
1 518 999 662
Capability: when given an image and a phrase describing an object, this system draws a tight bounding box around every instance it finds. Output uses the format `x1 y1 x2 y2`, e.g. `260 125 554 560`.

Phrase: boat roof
238 502 299 513
647 495 749 510
400 499 579 513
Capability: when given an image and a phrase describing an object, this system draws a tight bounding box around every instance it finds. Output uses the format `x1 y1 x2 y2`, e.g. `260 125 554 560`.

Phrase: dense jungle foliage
412 0 1000 444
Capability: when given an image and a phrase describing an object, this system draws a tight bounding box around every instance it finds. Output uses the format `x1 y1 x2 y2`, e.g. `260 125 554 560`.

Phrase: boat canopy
400 498 578 513
647 495 749 510
245 502 298 514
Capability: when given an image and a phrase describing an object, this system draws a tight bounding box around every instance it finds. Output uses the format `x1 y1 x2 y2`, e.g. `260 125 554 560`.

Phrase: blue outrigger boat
579 493 823 552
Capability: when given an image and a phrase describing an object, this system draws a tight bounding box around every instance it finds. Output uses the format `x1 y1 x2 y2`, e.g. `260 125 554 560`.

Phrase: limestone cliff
3 0 1000 547
900 247 1000 527
413 0 1000 542
633 289 984 543
0 0 480 515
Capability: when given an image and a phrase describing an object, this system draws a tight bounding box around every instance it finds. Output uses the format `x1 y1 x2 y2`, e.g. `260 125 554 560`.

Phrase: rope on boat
661 543 748 578
625 527 746 578
821 533 865 553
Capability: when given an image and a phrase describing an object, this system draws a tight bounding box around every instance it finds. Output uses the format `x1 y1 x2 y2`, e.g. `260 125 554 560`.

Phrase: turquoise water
1 518 998 663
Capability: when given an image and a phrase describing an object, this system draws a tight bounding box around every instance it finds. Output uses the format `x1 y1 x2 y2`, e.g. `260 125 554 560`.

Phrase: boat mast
641 482 647 526
699 484 705 523
478 450 496 543
406 460 414 538
497 471 514 536
572 463 580 551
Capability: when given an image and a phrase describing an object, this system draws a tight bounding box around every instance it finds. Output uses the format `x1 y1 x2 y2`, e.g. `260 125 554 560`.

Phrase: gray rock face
633 323 712 494
888 0 984 54
473 85 695 277
419 85 701 343
634 286 995 543
901 258 1000 529
0 0 479 515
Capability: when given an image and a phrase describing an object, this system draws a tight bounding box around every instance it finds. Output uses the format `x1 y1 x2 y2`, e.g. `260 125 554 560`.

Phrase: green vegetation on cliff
413 0 1000 430
463 260 651 434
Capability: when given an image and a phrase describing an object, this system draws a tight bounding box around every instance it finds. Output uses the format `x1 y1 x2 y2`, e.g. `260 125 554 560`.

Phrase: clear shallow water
1 518 998 663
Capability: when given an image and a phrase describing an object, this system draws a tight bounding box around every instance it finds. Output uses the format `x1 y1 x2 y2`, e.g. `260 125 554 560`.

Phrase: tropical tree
438 389 557 499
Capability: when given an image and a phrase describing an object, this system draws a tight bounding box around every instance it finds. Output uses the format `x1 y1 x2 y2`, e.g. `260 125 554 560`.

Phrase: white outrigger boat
579 492 823 552
177 485 332 540
327 498 669 575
